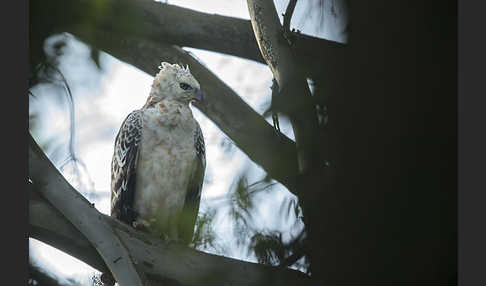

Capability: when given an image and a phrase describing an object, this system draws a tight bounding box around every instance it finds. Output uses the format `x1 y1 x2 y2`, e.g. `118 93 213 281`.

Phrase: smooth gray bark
29 135 145 286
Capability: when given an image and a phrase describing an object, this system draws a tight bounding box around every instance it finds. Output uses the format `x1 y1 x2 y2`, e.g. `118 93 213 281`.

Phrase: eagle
111 62 206 245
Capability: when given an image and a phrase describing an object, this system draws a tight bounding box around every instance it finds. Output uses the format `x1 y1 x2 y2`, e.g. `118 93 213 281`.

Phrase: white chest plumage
134 100 198 237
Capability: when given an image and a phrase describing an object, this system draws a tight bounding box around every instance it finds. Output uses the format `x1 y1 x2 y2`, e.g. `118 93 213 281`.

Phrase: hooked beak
191 88 205 102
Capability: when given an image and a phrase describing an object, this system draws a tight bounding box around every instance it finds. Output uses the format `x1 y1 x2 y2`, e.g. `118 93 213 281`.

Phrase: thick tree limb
28 135 312 286
29 134 145 286
247 2 330 278
246 0 321 174
29 0 345 80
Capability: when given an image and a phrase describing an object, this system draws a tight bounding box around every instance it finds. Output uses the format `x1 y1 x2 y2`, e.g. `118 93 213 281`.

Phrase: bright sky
29 1 347 284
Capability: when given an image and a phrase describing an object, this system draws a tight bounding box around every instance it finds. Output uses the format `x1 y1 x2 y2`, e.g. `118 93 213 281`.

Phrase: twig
282 0 297 45
279 229 307 268
271 79 281 134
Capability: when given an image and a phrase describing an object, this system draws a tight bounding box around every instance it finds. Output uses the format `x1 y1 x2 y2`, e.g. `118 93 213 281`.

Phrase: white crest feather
157 62 191 79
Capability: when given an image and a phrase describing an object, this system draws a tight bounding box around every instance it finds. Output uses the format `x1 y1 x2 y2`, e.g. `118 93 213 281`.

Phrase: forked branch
246 0 321 174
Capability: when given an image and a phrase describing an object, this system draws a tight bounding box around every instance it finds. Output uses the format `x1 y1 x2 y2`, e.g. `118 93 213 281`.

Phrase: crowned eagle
111 62 206 245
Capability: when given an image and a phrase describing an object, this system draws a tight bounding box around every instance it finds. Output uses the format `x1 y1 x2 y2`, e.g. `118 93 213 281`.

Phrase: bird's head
146 62 204 107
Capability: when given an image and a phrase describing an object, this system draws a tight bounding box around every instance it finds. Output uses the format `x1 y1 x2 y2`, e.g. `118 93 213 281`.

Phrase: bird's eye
180 83 192 90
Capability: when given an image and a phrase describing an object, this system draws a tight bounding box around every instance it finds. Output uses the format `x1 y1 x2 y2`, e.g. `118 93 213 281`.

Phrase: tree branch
29 134 145 286
246 0 321 174
282 0 298 45
246 2 333 277
29 0 345 80
28 136 312 286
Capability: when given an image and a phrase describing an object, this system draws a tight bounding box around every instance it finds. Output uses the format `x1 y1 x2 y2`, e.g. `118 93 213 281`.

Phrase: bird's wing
180 122 206 244
111 110 143 226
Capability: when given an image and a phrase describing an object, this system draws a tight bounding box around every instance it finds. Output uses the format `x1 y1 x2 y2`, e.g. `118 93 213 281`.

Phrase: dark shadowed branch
29 134 312 286
246 1 331 278
29 0 345 81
